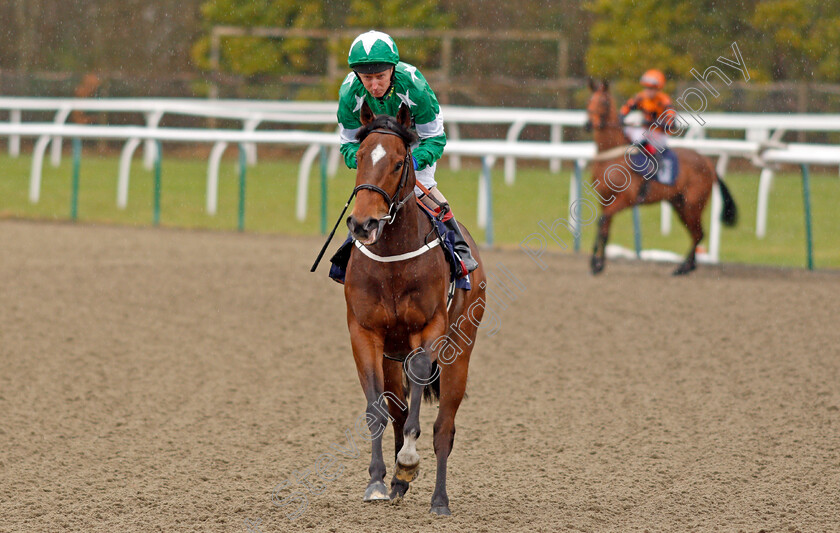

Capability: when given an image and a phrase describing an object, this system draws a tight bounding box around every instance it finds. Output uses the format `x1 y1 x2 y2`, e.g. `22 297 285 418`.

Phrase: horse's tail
421 361 441 404
400 360 441 404
717 175 738 227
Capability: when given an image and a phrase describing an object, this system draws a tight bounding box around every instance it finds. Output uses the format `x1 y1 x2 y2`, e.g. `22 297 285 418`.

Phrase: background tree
585 0 733 94
751 0 840 81
0 0 834 109
190 0 325 76
345 0 454 67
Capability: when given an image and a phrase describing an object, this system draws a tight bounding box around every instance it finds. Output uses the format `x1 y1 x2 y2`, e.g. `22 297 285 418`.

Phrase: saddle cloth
629 147 680 186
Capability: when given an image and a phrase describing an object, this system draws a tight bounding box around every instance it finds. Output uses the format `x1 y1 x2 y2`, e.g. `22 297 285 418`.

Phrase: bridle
588 93 621 130
352 128 414 225
308 126 420 273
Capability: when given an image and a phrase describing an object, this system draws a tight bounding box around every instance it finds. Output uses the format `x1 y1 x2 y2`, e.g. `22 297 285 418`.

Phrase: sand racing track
1 219 839 532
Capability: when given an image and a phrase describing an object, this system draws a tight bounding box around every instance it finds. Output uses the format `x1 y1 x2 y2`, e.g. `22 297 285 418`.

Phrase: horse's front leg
591 214 612 274
348 320 390 502
394 316 446 486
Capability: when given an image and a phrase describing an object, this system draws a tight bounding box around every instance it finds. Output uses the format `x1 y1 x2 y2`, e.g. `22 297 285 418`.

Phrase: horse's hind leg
430 341 473 516
591 214 613 274
395 345 432 484
383 360 410 500
394 318 446 486
672 197 704 275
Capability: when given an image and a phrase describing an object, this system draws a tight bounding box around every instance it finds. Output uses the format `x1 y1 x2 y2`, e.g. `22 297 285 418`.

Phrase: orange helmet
640 69 665 89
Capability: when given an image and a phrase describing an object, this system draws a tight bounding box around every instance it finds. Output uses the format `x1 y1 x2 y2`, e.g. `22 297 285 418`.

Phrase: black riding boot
443 216 478 276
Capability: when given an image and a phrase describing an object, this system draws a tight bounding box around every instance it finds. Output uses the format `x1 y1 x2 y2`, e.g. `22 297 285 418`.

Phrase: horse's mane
356 115 418 145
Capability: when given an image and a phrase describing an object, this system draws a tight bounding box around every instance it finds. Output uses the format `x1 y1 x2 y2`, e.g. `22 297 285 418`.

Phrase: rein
592 144 641 161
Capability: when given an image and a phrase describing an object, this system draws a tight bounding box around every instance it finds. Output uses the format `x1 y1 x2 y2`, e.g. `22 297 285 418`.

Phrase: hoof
591 256 605 275
672 262 696 275
389 479 409 501
363 481 389 502
430 505 451 516
394 461 419 483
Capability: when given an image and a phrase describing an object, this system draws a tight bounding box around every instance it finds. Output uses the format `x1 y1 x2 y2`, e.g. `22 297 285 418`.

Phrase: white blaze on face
370 144 386 166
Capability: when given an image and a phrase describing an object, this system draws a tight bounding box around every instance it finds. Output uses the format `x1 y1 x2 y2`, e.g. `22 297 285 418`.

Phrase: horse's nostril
363 218 379 232
348 216 380 241
347 216 362 235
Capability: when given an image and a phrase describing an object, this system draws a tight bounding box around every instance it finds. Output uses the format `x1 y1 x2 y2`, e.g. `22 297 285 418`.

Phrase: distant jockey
619 69 674 159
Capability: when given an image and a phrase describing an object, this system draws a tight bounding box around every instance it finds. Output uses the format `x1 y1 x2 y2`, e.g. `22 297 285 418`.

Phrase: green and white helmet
347 30 400 74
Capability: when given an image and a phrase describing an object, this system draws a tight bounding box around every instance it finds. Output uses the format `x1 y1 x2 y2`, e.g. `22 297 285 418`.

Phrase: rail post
800 164 814 270
153 141 162 226
633 206 642 258
70 138 82 221
238 143 247 232
320 146 328 235
573 159 583 252
482 156 494 246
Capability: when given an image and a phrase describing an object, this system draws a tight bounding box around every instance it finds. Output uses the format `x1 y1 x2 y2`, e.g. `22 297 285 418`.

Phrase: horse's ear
588 77 597 92
396 103 412 130
601 79 610 92
360 100 374 125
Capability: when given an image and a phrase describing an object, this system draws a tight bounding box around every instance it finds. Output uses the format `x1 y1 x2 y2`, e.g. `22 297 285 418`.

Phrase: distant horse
586 79 737 275
343 101 486 515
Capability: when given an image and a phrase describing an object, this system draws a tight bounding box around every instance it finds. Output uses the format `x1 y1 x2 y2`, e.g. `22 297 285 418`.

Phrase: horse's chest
375 292 429 327
348 284 434 331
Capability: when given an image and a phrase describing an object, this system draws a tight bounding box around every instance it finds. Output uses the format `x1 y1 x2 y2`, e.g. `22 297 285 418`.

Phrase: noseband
352 129 414 224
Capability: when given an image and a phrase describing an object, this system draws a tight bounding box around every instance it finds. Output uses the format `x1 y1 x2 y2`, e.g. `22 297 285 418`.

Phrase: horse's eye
394 161 403 171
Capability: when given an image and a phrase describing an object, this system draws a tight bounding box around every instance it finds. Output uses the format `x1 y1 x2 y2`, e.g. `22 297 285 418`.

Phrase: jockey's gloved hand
584 120 592 132
412 156 419 170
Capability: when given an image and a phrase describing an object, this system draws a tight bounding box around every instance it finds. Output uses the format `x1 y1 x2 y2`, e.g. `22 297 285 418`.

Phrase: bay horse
343 101 486 515
586 79 738 275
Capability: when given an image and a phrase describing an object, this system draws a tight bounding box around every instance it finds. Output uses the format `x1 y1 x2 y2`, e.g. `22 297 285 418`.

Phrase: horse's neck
594 126 628 153
374 198 428 254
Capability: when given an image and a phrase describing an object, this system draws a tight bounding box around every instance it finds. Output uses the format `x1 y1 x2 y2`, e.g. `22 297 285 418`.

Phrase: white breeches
624 126 668 149
413 162 438 196
413 166 450 213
